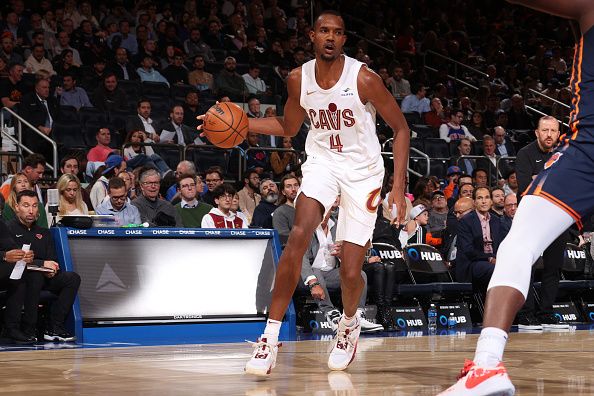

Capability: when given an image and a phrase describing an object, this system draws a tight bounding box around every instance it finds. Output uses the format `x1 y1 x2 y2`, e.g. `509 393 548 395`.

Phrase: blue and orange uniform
524 26 594 229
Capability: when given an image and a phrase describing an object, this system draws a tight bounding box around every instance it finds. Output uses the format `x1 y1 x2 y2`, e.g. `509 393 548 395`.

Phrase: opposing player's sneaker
245 337 281 376
357 308 384 333
328 316 361 371
516 311 542 331
438 359 515 396
538 312 570 330
325 309 341 332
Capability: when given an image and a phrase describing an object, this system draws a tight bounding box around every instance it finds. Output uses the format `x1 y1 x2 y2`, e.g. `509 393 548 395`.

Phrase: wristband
308 281 321 290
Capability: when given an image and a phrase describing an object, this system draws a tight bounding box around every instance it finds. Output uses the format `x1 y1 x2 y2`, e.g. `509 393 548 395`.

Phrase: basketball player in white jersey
233 10 410 375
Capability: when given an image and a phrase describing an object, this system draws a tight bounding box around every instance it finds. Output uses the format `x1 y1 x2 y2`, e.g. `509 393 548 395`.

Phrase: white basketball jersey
300 55 382 169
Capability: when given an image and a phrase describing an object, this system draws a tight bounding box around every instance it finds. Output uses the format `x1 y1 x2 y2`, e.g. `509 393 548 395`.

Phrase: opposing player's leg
328 168 383 371
439 195 574 395
245 194 324 376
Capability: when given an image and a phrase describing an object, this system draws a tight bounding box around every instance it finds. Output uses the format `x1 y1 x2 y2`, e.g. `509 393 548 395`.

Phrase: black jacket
108 62 139 81
251 201 277 229
158 121 198 146
17 93 59 155
7 219 56 267
515 140 553 203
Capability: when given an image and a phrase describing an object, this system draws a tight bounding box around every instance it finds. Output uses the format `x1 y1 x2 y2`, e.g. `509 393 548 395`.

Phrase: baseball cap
431 190 445 200
409 204 428 220
447 166 461 176
102 154 124 175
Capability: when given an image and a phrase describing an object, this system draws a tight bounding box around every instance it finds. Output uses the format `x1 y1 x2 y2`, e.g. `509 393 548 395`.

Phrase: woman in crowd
3 173 49 227
123 130 172 177
270 137 298 178
48 173 88 223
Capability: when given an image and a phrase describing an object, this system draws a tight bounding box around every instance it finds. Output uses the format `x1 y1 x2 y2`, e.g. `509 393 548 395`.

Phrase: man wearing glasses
132 168 182 227
202 167 224 206
439 109 477 143
96 177 141 226
201 184 248 229
175 174 212 228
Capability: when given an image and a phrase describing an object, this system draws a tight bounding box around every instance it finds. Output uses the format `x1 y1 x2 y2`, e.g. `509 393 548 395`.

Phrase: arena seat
57 105 80 123
141 81 170 98
52 122 87 150
118 80 142 99
423 138 451 158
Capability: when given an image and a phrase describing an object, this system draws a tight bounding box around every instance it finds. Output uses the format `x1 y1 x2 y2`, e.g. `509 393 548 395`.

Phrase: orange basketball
202 102 249 148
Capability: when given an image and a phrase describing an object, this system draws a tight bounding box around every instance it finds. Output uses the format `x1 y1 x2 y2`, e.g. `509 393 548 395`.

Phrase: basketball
202 102 249 148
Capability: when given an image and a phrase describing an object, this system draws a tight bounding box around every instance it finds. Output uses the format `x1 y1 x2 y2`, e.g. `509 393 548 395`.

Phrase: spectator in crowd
162 49 189 86
494 126 516 157
446 174 473 207
201 183 248 228
0 217 37 344
490 187 505 217
0 33 23 64
237 169 261 224
443 166 462 200
272 175 300 239
182 90 206 131
1 154 46 204
202 166 224 206
174 173 212 228
95 177 141 226
246 96 263 118
188 55 214 93
164 160 197 202
89 154 126 209
400 83 430 115
47 173 88 224
122 130 171 177
132 168 182 227
109 47 138 81
215 56 247 101
92 73 129 112
0 62 25 109
159 105 198 146
87 128 114 163
439 109 477 143
184 28 215 62
59 155 93 209
56 71 92 109
242 132 269 174
108 20 138 56
53 49 81 81
18 78 58 161
251 178 278 228
507 94 535 130
399 204 442 247
501 193 517 234
477 135 510 186
441 196 475 268
231 192 250 225
502 170 518 196
24 44 55 75
456 186 507 292
300 197 382 333
243 63 267 96
53 30 82 65
387 65 411 100
2 172 49 228
125 98 161 141
8 189 81 342
428 190 448 236
424 97 447 128
82 58 108 92
472 168 489 188
483 95 501 129
119 171 137 200
466 111 489 137
137 55 169 86
270 137 298 177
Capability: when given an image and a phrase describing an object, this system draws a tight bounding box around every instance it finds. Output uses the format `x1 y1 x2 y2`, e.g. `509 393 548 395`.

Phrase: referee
514 115 568 329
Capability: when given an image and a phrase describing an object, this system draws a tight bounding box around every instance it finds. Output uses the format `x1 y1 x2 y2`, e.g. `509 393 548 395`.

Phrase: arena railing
120 142 184 164
240 147 305 179
383 137 430 178
0 107 58 177
183 143 234 178
455 155 517 186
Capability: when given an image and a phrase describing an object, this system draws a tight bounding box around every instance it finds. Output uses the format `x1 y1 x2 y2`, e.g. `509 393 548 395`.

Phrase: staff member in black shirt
514 115 568 329
9 190 81 342
0 218 37 344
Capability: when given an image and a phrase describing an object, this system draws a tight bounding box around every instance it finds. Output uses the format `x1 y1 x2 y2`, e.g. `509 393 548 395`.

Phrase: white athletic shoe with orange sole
438 359 515 396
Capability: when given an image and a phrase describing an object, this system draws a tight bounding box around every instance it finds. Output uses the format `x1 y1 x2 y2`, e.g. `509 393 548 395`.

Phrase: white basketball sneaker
245 337 281 376
438 359 515 396
357 308 384 333
327 316 361 371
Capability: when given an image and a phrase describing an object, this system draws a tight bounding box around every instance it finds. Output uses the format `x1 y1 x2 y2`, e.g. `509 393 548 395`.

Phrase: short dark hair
205 166 223 180
491 187 504 198
60 154 78 170
23 154 46 169
103 72 117 81
176 173 196 189
212 183 236 200
473 186 491 200
137 98 151 108
472 168 488 179
108 177 126 190
16 189 38 203
243 169 258 181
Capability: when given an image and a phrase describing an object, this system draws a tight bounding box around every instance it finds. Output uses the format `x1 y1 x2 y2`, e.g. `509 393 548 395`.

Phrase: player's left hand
388 189 407 225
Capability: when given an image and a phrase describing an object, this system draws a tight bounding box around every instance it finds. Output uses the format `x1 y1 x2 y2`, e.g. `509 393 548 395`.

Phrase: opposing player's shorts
524 142 594 229
298 157 384 246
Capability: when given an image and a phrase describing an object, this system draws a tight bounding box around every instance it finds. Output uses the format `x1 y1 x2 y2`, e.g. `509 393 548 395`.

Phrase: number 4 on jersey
329 134 343 152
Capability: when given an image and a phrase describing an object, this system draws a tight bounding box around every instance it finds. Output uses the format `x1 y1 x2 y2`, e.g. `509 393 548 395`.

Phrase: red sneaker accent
463 363 509 390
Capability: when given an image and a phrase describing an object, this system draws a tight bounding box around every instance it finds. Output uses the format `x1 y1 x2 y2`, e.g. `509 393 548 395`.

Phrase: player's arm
358 66 410 224
248 68 306 138
507 0 594 33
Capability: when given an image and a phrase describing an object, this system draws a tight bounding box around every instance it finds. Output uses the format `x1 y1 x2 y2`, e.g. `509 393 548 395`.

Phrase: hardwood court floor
0 329 593 395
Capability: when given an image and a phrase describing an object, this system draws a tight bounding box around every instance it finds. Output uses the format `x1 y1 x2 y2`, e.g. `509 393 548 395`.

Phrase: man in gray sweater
272 175 300 239
132 168 183 227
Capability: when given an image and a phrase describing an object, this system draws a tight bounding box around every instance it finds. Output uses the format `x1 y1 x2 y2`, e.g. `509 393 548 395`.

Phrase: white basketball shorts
298 157 384 246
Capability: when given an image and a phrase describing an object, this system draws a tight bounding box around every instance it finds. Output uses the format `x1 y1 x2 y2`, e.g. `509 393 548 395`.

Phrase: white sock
473 327 508 367
262 319 281 344
341 313 356 327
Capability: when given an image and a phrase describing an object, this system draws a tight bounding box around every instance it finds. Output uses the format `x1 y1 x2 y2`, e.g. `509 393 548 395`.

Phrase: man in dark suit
456 186 509 292
109 47 139 81
476 135 511 186
450 137 476 176
18 77 58 162
125 98 160 142
158 105 200 146
494 126 516 157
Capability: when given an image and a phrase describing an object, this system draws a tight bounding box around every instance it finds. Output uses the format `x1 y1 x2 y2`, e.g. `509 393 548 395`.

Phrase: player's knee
340 266 363 287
